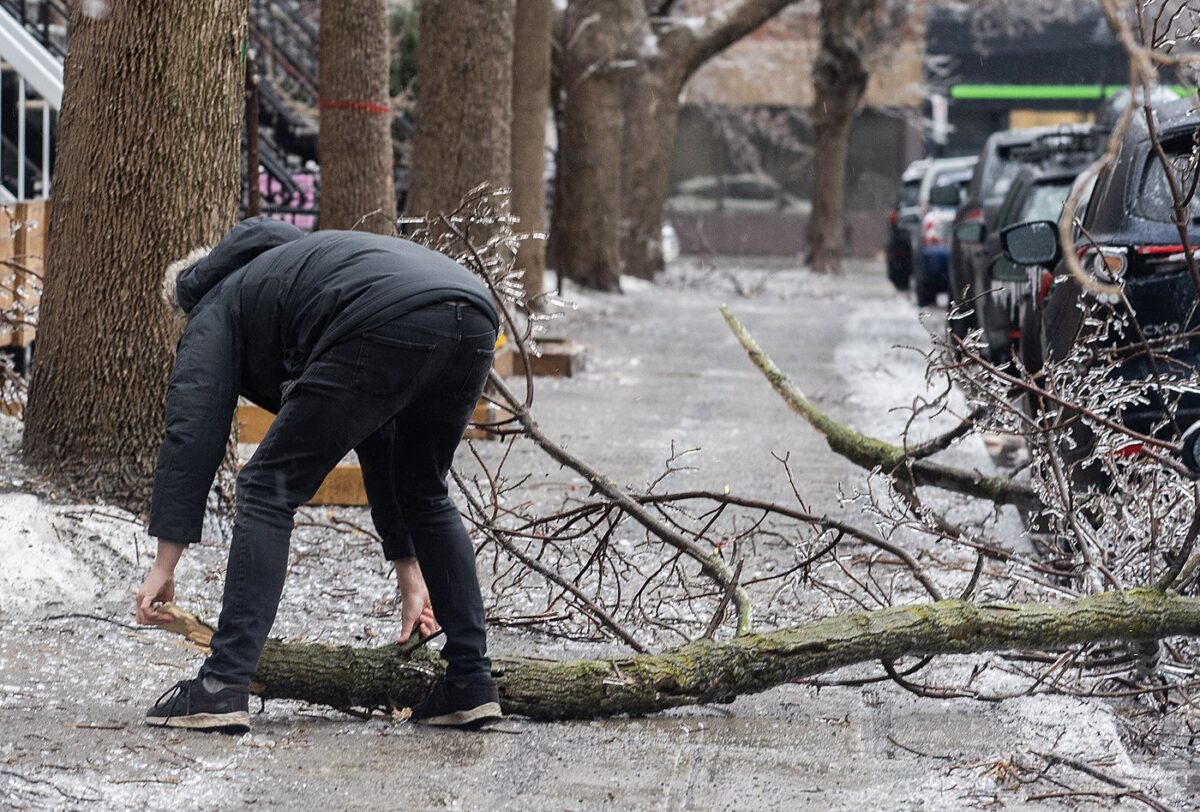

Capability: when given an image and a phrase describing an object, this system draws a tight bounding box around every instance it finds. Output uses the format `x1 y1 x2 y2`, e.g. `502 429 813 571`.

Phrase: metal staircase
248 0 320 223
0 0 409 225
0 0 323 218
0 0 62 201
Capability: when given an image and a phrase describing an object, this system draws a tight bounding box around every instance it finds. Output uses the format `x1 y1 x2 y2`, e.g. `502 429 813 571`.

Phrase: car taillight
1137 244 1200 275
1110 442 1144 459
888 209 898 226
963 208 983 223
1083 247 1128 283
1136 244 1196 255
921 216 942 247
1037 270 1053 304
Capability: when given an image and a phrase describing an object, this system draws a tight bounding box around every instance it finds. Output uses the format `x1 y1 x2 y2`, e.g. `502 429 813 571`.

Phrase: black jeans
199 301 496 686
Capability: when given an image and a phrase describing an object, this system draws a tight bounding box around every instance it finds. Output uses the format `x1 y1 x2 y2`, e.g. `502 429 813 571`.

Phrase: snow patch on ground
0 493 99 613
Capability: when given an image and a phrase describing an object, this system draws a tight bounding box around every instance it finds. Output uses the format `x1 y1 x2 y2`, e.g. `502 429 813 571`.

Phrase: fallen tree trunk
721 307 1041 511
161 589 1200 721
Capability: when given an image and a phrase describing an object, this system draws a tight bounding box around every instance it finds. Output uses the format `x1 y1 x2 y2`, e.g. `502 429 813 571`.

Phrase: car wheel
886 246 911 291
914 257 936 307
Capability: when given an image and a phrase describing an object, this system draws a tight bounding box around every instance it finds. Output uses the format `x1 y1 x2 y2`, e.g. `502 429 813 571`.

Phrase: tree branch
721 306 1041 510
157 589 1200 721
487 371 756 635
670 0 797 82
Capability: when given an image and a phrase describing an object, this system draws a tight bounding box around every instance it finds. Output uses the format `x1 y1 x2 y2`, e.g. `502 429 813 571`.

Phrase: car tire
914 256 937 307
886 245 911 291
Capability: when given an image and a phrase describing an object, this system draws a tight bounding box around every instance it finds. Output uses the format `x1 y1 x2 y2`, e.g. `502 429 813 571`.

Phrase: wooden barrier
0 201 49 417
236 395 514 506
514 338 587 378
0 200 48 349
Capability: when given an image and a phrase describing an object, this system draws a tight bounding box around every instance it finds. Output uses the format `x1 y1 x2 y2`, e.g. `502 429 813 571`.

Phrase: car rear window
899 180 921 207
1022 181 1073 223
982 157 1024 204
1137 149 1200 222
933 167 973 189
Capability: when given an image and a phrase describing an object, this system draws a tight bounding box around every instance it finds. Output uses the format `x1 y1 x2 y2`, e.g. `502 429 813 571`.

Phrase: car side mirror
954 222 986 243
1000 220 1061 267
929 185 961 207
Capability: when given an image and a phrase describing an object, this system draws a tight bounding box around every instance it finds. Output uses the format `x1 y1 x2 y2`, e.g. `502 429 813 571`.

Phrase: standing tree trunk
318 0 396 232
510 0 554 304
618 62 682 281
406 0 515 220
552 0 642 292
553 0 799 287
24 0 247 507
804 0 871 274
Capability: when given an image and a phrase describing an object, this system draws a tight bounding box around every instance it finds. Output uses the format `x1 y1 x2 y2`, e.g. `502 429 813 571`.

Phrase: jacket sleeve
147 303 242 544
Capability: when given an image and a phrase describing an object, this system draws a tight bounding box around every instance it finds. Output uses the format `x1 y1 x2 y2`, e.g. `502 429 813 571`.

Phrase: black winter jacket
147 217 498 544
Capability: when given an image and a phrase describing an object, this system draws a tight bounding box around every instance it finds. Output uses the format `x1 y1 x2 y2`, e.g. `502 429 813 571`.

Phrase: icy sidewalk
0 260 1195 810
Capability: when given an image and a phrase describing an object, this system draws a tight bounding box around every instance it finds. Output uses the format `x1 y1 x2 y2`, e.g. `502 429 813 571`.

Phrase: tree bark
614 0 799 280
318 0 396 233
551 0 644 292
805 0 871 274
406 0 515 220
23 0 247 507
618 64 680 280
161 588 1200 720
510 0 554 303
552 0 803 288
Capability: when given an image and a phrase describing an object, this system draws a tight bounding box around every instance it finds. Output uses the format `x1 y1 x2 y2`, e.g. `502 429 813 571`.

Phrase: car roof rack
1004 129 1102 169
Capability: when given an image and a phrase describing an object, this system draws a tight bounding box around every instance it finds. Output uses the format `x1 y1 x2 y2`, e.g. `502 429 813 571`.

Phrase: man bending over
135 217 501 731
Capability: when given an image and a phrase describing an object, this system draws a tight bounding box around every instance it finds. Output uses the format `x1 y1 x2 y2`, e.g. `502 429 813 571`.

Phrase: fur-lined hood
162 217 303 316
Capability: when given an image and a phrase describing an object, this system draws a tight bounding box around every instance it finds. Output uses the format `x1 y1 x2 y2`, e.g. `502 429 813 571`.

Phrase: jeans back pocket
353 333 438 396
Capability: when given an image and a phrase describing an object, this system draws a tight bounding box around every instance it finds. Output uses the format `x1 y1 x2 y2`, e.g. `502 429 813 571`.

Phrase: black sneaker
411 678 502 728
145 677 250 733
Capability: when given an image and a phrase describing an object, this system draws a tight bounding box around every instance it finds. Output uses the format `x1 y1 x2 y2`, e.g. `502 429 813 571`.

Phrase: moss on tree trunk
163 589 1200 721
721 306 1041 510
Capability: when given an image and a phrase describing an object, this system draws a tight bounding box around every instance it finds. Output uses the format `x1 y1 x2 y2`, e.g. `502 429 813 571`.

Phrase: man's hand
394 558 439 644
135 541 186 625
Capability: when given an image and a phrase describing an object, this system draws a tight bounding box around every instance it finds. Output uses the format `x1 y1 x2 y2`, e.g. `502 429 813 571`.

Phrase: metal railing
0 0 323 214
0 2 60 200
0 0 67 60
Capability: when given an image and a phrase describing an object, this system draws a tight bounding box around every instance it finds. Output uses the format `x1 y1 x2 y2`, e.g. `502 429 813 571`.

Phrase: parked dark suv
949 124 1102 338
1005 103 1200 442
954 164 1081 362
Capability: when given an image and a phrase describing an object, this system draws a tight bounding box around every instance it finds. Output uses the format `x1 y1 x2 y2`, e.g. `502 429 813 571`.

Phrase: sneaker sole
415 702 502 728
146 710 250 733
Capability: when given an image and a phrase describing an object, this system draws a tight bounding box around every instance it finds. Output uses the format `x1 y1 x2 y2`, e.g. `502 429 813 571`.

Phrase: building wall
926 5 1126 155
663 2 927 256
678 0 927 108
